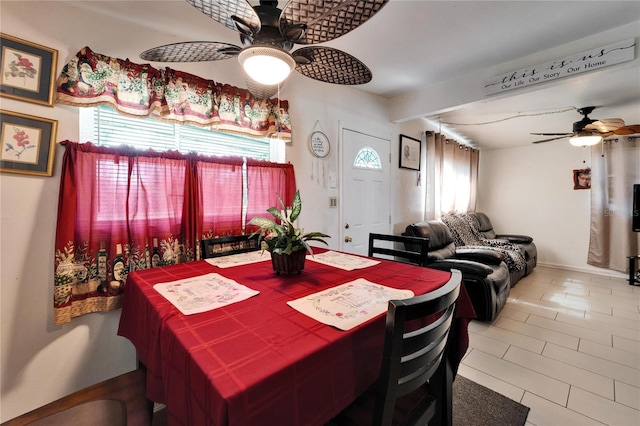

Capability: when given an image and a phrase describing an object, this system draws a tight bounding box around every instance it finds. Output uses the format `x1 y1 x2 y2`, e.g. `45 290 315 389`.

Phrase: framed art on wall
573 168 591 190
0 33 58 107
399 134 421 171
0 109 58 176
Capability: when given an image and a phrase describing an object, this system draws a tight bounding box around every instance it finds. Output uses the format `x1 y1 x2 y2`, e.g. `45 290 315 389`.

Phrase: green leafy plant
248 190 330 255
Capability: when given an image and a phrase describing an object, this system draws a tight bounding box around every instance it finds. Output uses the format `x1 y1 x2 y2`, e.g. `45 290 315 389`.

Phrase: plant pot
271 249 306 275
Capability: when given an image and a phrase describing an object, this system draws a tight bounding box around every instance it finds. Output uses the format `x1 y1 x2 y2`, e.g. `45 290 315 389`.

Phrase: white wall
477 142 625 277
284 76 396 251
0 2 398 421
392 119 429 234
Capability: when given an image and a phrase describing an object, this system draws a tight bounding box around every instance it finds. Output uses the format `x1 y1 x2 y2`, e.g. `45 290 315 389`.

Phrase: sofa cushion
467 212 496 238
496 234 534 244
455 247 504 265
428 259 494 277
405 221 457 261
406 221 453 248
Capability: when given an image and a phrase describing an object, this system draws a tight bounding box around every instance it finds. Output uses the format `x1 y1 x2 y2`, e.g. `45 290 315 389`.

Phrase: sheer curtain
588 138 640 272
53 141 295 325
425 132 479 219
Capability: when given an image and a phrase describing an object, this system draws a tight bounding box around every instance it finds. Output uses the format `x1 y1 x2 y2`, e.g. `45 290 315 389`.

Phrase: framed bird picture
0 33 58 107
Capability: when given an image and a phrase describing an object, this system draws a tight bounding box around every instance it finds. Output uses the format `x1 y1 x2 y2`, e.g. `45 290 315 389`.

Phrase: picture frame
0 33 58 107
573 168 591 190
399 134 421 171
0 109 58 176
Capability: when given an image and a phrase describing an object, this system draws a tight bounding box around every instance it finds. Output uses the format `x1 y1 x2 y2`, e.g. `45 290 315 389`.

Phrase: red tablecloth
118 251 475 426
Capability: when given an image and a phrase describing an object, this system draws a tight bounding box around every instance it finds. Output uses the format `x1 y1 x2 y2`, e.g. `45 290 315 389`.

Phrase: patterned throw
441 214 527 272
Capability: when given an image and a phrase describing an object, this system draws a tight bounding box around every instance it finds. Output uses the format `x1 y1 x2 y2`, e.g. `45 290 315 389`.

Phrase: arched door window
353 147 382 169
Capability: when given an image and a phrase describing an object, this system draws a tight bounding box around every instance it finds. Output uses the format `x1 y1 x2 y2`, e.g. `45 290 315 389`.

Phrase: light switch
328 173 337 188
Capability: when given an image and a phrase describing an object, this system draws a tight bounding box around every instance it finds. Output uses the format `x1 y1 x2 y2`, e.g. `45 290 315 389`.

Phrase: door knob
344 236 353 243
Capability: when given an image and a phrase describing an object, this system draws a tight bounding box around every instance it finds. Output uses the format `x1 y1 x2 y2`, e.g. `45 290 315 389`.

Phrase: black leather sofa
466 212 537 275
437 212 536 285
403 220 511 322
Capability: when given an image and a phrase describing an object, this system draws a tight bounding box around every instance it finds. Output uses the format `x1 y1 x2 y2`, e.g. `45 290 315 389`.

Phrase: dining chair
201 234 261 259
329 269 462 426
368 233 429 266
1 368 151 426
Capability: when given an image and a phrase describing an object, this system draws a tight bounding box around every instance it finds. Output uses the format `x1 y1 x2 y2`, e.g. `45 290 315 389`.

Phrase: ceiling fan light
569 134 602 147
238 46 295 86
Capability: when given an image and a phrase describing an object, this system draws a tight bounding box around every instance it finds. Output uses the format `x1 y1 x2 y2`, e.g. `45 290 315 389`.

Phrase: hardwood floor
458 266 640 426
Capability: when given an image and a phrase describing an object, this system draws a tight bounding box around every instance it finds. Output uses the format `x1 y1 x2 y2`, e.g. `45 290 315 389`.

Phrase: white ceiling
41 1 640 149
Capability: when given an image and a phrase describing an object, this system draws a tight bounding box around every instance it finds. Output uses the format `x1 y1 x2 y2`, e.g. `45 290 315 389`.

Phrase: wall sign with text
485 39 635 96
309 131 330 158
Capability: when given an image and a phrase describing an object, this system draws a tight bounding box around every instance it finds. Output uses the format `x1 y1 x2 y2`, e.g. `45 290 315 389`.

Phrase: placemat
287 279 413 330
306 250 380 271
154 273 259 315
204 250 271 268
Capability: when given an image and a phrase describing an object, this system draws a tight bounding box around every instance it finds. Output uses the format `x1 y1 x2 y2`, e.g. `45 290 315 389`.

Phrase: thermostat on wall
309 131 330 158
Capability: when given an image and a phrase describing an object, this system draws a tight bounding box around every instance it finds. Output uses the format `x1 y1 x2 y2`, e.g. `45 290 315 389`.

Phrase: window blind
82 106 272 160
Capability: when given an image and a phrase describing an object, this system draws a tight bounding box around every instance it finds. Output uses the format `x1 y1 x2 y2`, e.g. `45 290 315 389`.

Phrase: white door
340 128 391 255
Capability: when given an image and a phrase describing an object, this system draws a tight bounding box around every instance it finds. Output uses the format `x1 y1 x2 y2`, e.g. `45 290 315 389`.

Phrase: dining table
117 248 476 426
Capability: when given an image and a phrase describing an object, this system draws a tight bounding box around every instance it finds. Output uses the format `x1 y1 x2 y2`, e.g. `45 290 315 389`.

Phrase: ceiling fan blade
140 42 241 62
293 46 372 85
532 135 573 144
186 0 260 34
280 0 389 45
584 118 626 133
245 76 282 100
530 133 573 136
613 124 640 135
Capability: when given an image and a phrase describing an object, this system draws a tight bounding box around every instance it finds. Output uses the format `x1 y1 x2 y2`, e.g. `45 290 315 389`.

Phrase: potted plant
248 190 330 274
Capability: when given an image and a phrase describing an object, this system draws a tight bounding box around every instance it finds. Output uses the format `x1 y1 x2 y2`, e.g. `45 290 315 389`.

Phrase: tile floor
458 265 640 426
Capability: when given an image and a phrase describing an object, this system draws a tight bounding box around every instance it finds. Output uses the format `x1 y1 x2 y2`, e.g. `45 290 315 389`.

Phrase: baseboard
537 261 627 280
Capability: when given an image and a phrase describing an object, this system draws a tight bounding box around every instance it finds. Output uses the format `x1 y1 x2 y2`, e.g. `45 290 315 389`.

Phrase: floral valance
56 47 291 140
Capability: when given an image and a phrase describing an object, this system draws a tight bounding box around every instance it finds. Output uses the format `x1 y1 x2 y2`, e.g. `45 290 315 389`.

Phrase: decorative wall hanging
310 130 330 158
0 33 58 107
0 109 58 176
399 134 421 171
573 168 591 190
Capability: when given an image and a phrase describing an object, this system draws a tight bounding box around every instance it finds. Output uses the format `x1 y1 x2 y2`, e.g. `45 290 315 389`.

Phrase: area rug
453 375 530 426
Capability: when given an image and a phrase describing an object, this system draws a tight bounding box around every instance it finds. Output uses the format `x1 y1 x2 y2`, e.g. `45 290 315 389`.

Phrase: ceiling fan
531 106 640 146
140 0 389 98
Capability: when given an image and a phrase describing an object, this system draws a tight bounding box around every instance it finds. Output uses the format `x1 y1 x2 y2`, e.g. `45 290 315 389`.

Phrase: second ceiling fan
531 106 640 145
140 0 389 98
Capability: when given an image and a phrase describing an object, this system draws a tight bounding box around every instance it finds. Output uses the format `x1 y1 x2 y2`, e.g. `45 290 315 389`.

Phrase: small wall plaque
310 131 330 158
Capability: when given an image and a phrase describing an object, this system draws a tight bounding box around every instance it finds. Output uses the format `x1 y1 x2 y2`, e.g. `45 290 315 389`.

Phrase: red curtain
53 141 295 325
197 156 245 239
245 159 297 231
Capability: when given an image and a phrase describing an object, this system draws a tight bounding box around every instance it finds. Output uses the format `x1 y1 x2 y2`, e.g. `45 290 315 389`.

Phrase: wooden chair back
1 369 150 426
368 233 429 266
374 269 462 426
201 234 261 259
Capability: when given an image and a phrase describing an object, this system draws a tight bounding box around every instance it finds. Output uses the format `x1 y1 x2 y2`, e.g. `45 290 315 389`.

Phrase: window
79 106 285 162
79 105 289 230
353 147 382 169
